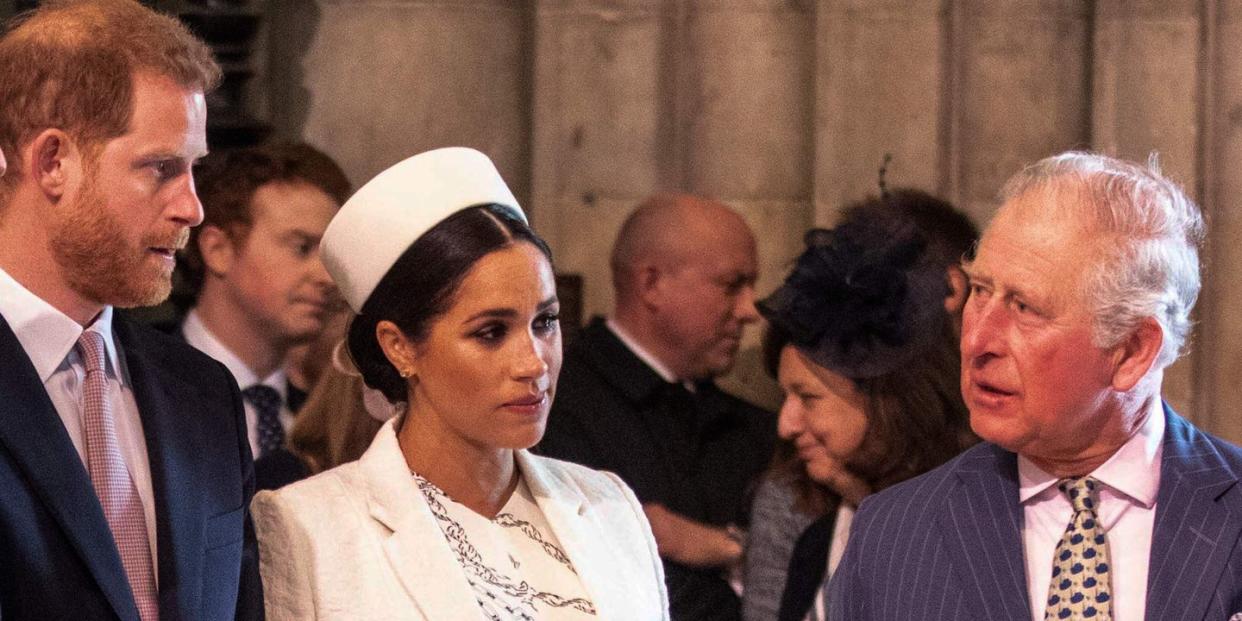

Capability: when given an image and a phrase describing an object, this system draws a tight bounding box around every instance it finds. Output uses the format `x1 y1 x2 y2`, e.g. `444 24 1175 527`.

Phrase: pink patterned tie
78 330 159 621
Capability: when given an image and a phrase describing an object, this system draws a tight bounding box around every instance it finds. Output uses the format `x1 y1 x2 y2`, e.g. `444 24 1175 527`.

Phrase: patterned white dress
413 472 599 620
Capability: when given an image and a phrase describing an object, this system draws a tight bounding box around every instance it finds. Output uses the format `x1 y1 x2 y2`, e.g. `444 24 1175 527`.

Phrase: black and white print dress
413 472 598 620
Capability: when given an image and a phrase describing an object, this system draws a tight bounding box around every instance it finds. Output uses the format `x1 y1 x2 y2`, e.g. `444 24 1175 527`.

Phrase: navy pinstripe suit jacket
829 404 1242 620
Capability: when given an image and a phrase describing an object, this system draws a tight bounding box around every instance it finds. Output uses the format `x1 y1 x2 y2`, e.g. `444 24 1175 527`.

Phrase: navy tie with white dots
242 384 283 458
1044 476 1113 620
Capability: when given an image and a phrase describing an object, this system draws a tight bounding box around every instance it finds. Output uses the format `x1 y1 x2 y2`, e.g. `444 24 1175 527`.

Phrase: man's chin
107 275 173 309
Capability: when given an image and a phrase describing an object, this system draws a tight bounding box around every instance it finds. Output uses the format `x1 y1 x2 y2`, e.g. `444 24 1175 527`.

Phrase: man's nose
961 297 1005 364
734 284 760 324
173 174 205 227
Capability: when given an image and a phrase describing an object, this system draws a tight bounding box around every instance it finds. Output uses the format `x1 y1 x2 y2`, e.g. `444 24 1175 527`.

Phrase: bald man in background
539 193 777 621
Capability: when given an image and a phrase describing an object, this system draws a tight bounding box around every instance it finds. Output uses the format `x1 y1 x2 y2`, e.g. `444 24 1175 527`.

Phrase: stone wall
263 0 1242 442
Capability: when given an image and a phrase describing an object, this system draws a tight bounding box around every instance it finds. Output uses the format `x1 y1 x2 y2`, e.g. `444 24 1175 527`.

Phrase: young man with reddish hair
179 142 347 467
0 2 261 619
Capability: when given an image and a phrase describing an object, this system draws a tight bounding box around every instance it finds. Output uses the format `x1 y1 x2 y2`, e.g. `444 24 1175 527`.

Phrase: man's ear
944 265 970 316
30 129 81 199
197 225 236 277
1111 317 1163 392
635 263 666 310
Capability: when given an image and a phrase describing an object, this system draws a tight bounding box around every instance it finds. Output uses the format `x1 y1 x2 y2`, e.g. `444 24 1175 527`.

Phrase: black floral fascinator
758 215 950 379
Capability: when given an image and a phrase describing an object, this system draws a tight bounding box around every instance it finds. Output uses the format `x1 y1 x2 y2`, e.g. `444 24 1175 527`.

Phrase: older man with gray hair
828 151 1242 620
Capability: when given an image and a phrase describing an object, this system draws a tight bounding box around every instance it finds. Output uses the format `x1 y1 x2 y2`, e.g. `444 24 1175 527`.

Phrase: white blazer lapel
359 420 484 620
517 451 636 619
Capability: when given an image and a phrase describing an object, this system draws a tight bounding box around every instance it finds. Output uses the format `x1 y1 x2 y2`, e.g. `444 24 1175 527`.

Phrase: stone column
1201 1 1242 444
266 0 532 197
945 0 1092 225
814 0 946 226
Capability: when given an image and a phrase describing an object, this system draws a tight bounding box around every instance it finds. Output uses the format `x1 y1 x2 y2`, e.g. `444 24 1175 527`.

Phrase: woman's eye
534 313 560 333
474 325 506 342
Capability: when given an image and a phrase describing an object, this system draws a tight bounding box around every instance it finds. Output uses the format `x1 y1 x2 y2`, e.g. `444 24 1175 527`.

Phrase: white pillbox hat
321 147 524 312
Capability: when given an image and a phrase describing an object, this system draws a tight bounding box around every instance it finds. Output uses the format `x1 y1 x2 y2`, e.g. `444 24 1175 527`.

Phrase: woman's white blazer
251 418 669 620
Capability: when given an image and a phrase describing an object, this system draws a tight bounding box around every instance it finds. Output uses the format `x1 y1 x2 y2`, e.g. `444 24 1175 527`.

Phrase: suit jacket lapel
0 314 140 620
115 316 207 619
516 450 631 619
359 420 483 620
937 444 1031 619
1145 405 1242 619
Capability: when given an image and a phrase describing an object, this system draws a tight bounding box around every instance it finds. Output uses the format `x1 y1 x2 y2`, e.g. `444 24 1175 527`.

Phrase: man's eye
151 160 182 181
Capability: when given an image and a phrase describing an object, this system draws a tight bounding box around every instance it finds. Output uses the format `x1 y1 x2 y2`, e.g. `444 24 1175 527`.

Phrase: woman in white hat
251 148 669 620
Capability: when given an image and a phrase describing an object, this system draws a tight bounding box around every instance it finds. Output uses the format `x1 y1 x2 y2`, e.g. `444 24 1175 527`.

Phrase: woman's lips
503 394 548 415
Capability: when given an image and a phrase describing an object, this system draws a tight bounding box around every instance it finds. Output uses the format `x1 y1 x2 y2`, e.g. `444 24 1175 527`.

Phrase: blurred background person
742 205 978 621
283 302 351 411
253 311 382 491
841 188 979 324
178 142 350 459
252 148 668 619
539 192 776 621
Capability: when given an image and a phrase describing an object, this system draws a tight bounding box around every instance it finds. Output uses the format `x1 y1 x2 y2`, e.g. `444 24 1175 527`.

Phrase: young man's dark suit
539 317 776 621
0 313 263 620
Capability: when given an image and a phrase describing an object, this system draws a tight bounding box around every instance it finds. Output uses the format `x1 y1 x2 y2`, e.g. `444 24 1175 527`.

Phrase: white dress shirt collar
604 317 679 384
0 266 122 383
182 309 287 397
1018 403 1164 507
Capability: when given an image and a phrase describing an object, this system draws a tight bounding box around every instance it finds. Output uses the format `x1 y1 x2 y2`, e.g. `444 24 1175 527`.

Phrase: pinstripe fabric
829 405 1242 620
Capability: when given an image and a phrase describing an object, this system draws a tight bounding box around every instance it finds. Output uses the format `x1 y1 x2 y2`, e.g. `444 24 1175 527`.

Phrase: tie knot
77 330 107 374
242 384 281 412
1058 476 1101 514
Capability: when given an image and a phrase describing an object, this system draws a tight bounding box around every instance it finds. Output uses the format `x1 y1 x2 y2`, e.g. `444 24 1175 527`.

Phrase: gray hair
999 151 1204 368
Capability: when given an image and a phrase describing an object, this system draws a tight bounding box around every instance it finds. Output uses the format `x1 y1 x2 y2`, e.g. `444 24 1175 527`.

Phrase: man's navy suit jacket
829 404 1242 620
0 312 263 620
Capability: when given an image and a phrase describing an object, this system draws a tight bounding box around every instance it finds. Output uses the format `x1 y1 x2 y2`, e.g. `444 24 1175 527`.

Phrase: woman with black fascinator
741 197 978 621
251 148 668 620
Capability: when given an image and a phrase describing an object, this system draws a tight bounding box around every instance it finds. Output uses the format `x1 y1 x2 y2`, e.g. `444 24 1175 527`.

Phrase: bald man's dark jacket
539 317 776 621
0 312 263 620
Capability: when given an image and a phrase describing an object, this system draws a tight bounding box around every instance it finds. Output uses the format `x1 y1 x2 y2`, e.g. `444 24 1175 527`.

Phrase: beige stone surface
947 0 1092 225
271 0 531 204
680 3 814 199
815 0 945 226
1200 1 1242 444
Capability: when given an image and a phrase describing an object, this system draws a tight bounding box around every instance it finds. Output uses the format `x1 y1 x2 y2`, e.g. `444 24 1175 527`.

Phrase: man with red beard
177 143 347 478
0 2 261 620
828 152 1242 620
539 193 776 621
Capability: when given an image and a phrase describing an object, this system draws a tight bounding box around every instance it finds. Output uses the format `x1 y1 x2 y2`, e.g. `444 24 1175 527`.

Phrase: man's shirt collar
1018 402 1164 508
0 266 122 382
605 317 679 384
183 309 286 397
